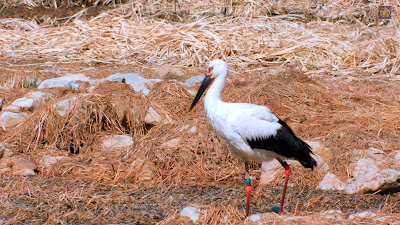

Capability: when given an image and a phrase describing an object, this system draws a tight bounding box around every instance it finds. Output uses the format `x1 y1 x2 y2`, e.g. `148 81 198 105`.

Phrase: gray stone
13 168 36 176
3 91 51 112
311 154 329 172
53 97 78 116
187 89 197 96
102 73 160 96
38 79 76 90
161 138 181 148
317 172 345 191
145 107 165 126
154 64 185 81
183 75 205 88
4 97 34 111
260 160 281 185
180 206 201 223
25 77 42 88
0 111 29 128
349 148 387 171
102 135 134 149
38 73 92 90
13 158 37 170
348 211 377 219
306 141 333 161
250 214 261 222
39 155 71 167
343 158 400 194
0 143 12 159
321 210 344 220
394 151 400 167
28 91 51 103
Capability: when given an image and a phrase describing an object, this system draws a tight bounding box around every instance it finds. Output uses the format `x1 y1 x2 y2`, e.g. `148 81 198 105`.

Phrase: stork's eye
208 67 213 73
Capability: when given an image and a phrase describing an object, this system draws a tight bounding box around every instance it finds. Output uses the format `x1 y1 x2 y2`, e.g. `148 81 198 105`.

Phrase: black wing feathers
247 119 317 169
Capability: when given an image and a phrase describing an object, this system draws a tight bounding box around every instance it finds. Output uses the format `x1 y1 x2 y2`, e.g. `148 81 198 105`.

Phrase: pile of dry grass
2 81 148 154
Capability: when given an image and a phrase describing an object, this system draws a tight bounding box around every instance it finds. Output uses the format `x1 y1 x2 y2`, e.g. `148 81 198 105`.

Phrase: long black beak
189 75 213 111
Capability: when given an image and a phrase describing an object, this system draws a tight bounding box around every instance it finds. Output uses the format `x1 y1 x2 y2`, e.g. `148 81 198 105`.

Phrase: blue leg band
246 178 251 185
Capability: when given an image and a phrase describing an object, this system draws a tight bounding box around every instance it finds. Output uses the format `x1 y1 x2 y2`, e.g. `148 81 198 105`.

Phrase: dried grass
0 0 399 76
0 0 400 224
2 81 148 154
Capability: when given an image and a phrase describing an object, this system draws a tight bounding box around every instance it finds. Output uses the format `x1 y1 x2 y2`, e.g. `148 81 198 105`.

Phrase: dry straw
0 0 399 76
0 0 400 224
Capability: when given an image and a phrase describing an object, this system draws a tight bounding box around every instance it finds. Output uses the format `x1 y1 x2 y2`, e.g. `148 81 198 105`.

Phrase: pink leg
245 162 252 217
277 159 292 213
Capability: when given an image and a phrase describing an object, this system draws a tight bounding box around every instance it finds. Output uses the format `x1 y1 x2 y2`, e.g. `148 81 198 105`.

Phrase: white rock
352 158 378 177
161 138 181 148
321 210 344 220
317 172 345 191
4 97 34 111
13 158 37 172
0 98 3 109
187 126 197 133
343 158 400 194
0 143 13 159
12 158 37 176
102 135 134 149
187 89 197 96
13 168 36 176
145 107 165 126
180 206 201 223
260 160 281 184
367 147 385 161
0 111 29 128
154 64 185 81
306 141 333 161
311 154 329 172
184 75 205 88
39 155 71 167
393 151 400 165
250 214 261 222
27 91 51 103
53 97 78 116
349 148 386 171
101 73 160 96
38 73 91 90
38 79 74 89
348 211 377 219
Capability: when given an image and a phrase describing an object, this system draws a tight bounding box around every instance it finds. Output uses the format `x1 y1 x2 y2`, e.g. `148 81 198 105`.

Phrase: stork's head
189 59 228 111
208 59 228 79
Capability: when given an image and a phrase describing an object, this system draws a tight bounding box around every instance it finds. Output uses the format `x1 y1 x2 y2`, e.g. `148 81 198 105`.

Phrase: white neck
204 73 227 112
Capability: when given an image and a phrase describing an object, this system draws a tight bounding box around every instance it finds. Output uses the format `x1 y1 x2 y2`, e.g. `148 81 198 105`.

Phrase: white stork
189 59 317 217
